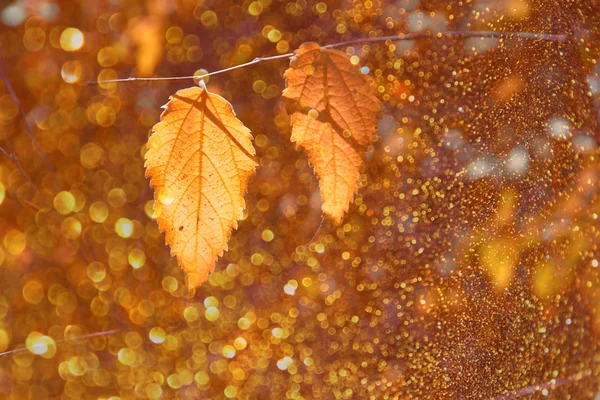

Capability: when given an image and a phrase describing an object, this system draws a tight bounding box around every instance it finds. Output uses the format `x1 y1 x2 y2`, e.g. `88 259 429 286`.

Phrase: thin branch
0 61 60 190
89 53 293 85
0 130 39 194
0 329 120 358
492 369 592 399
323 30 567 49
89 30 568 85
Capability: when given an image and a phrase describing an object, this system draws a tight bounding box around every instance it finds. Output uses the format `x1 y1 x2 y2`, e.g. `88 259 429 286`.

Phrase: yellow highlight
277 356 293 370
115 218 134 238
149 327 166 344
261 229 274 242
248 2 263 16
222 345 236 358
480 238 517 291
89 201 109 223
238 317 250 330
183 307 199 322
117 348 136 366
167 374 182 389
87 262 106 282
267 29 282 43
233 337 247 350
60 28 84 52
68 356 87 376
54 191 75 215
533 261 571 299
162 276 178 293
0 182 4 205
195 371 209 385
224 386 238 398
284 280 298 295
146 383 163 399
205 306 219 321
128 248 146 269
61 217 82 239
203 296 218 307
158 188 174 206
25 332 56 358
4 229 26 255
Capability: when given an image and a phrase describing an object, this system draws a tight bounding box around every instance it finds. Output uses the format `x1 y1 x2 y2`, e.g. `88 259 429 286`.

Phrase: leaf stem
89 30 567 85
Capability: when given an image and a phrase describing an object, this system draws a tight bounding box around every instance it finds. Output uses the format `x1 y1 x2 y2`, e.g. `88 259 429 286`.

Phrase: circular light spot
195 371 209 385
68 356 87 376
115 218 133 238
183 307 199 322
284 280 298 296
267 29 282 42
277 356 293 370
60 28 84 51
248 2 263 16
54 191 75 215
117 348 136 366
224 386 238 398
89 201 109 223
233 337 247 350
80 143 104 169
25 332 56 358
149 327 166 344
157 188 174 206
203 296 218 307
261 229 274 242
4 230 26 255
1 4 26 26
146 383 163 399
128 248 146 269
86 262 106 283
23 281 44 305
222 345 236 358
108 188 126 208
205 306 219 321
200 11 217 27
162 276 178 293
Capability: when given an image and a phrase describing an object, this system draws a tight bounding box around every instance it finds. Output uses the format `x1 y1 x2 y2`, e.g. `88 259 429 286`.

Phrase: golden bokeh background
0 0 600 398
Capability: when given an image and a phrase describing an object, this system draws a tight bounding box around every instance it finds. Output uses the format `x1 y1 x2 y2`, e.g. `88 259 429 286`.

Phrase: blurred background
0 0 600 398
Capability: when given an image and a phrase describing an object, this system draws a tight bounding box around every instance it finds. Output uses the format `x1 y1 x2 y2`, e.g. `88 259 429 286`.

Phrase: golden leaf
145 87 256 285
283 42 382 223
291 112 362 224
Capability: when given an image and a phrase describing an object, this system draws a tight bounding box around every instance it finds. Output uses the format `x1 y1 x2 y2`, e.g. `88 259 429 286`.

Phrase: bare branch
88 30 568 85
0 130 40 194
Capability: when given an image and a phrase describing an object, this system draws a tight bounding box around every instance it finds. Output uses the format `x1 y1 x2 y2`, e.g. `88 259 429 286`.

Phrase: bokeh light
0 1 598 399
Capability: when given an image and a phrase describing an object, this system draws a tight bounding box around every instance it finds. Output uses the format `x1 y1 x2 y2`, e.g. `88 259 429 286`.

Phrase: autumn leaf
145 87 256 285
290 112 362 224
283 42 382 224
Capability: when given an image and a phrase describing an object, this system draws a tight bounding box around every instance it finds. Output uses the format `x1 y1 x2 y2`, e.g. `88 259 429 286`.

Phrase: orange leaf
145 87 256 285
291 112 362 224
283 42 383 223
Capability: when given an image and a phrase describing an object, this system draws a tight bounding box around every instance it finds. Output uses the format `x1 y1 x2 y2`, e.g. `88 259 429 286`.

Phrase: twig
0 60 60 190
0 130 39 194
0 329 120 358
88 30 568 85
491 369 592 399
324 30 567 49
